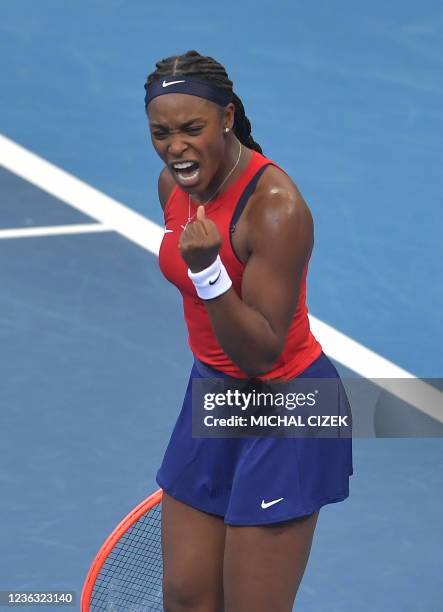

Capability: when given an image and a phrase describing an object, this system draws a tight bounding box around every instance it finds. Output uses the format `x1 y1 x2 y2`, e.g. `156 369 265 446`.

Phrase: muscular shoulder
158 166 176 211
246 165 313 250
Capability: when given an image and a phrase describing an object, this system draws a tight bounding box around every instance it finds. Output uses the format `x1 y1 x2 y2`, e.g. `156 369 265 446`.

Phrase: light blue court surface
1 2 442 611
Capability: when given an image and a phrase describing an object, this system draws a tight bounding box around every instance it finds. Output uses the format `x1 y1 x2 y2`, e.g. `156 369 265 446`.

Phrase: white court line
0 223 111 240
0 134 163 255
309 317 443 424
1 133 441 424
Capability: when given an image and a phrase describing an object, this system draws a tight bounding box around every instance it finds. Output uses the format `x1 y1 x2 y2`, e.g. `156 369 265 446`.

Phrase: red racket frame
81 488 163 611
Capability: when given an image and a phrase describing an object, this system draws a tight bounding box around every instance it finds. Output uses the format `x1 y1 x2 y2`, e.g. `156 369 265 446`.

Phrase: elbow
240 324 286 377
243 362 277 378
240 347 282 378
242 365 272 378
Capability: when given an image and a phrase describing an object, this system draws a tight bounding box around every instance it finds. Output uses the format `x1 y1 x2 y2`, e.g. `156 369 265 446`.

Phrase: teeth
177 167 200 183
173 161 195 169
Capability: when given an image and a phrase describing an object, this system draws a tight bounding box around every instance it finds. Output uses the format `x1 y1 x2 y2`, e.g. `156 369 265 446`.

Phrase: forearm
203 288 282 377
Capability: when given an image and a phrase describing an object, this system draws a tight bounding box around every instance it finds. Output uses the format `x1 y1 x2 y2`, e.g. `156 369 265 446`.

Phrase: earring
224 127 230 133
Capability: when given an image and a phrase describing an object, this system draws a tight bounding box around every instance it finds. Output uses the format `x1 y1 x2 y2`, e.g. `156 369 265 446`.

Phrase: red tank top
159 150 322 380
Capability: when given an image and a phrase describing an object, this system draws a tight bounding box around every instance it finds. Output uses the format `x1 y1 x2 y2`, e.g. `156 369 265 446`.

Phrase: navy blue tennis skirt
156 351 353 525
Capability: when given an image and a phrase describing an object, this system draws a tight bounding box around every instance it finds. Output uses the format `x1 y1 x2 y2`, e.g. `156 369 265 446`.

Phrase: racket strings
91 504 163 611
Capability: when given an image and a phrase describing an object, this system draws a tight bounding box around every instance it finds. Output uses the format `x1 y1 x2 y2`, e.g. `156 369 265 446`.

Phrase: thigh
161 492 226 611
223 511 320 612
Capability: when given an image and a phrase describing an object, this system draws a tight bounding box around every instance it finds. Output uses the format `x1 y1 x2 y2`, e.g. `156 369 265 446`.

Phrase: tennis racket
81 488 164 611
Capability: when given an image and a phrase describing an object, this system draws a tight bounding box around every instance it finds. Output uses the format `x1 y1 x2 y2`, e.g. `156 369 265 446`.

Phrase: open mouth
171 160 200 185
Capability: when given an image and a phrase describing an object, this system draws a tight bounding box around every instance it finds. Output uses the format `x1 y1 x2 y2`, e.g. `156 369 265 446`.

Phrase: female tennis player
144 50 353 612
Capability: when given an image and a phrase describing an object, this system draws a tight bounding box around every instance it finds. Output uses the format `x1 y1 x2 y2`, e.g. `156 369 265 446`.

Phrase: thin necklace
182 141 242 230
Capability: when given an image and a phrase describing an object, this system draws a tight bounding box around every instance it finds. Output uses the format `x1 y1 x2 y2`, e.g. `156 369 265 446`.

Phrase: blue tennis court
1 1 442 610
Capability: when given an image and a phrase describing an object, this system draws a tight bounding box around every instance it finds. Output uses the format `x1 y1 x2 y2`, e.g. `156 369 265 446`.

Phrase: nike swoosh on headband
162 79 186 88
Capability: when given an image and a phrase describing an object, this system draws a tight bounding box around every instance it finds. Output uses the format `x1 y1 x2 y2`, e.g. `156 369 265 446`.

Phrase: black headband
144 75 233 107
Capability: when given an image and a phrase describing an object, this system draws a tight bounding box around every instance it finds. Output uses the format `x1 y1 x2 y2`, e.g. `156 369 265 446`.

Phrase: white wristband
188 255 232 300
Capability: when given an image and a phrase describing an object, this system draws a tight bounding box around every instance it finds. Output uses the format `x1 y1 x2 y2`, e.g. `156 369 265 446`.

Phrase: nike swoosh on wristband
164 228 173 233
162 79 186 87
261 497 284 509
208 270 222 285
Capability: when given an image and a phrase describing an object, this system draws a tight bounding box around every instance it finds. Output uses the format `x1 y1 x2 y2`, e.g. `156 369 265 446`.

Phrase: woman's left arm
180 173 314 377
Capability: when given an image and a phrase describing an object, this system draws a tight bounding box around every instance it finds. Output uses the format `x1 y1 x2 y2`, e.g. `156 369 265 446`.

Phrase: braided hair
144 50 263 154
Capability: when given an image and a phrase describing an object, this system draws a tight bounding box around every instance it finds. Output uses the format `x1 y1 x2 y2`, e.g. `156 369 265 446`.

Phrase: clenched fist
179 205 222 272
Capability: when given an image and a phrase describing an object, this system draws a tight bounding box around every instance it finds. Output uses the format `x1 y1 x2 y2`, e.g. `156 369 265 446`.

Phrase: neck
192 137 242 205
